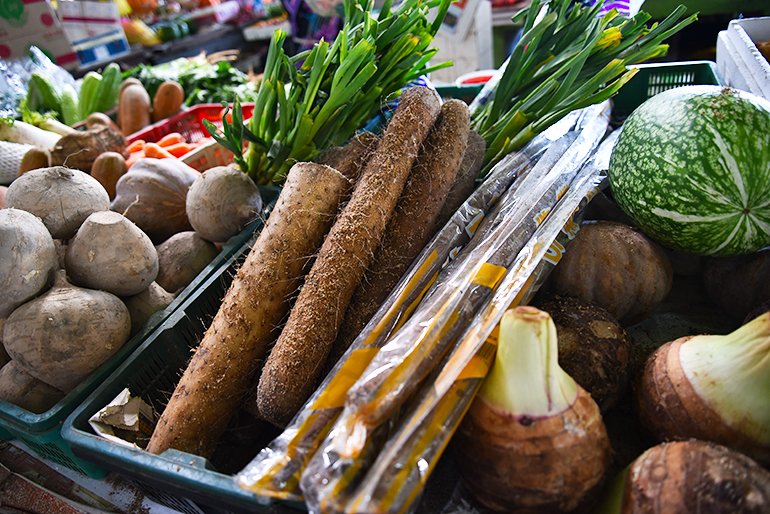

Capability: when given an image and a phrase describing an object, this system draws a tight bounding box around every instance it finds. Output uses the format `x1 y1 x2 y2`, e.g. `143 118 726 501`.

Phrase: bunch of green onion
472 0 697 175
206 0 450 184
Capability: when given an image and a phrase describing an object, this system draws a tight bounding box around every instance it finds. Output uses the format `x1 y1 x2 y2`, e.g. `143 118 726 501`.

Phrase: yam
317 131 380 183
86 112 122 134
91 151 128 199
435 130 486 228
186 165 262 243
6 166 110 239
119 83 152 137
123 282 175 335
147 162 351 457
0 208 58 318
255 86 442 427
0 361 65 413
331 99 471 364
18 147 51 175
152 81 185 122
3 271 131 392
155 231 218 294
65 211 159 296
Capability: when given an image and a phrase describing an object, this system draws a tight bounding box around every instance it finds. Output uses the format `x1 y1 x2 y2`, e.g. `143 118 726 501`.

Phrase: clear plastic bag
235 110 583 503
298 102 610 513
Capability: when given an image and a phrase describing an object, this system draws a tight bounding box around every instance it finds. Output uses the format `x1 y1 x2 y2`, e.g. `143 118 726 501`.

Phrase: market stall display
2 0 770 512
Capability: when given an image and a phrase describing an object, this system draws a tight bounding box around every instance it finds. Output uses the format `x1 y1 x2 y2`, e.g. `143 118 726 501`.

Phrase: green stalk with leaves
472 0 697 175
206 0 451 185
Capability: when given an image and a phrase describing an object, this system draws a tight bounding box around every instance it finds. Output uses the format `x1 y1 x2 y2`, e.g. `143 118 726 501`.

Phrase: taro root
6 166 110 239
123 282 175 335
702 249 770 322
186 165 263 243
454 307 611 513
601 440 770 513
65 211 159 297
548 220 673 324
636 313 770 465
3 271 131 392
538 295 631 412
0 208 58 318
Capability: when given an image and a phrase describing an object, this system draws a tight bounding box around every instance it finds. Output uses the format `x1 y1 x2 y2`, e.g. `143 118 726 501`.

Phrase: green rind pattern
609 86 770 256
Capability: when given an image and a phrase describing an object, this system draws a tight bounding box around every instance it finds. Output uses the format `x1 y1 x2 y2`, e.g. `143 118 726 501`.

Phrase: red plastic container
127 103 255 144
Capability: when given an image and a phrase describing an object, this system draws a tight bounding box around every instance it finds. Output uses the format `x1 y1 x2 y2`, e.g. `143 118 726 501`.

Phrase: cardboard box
58 0 130 68
0 0 79 69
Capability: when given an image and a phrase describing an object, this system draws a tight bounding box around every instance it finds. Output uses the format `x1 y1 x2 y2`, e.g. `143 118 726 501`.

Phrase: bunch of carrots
125 132 209 167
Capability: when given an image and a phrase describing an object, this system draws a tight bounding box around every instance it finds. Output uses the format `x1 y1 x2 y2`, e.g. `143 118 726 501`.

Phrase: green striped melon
608 85 770 256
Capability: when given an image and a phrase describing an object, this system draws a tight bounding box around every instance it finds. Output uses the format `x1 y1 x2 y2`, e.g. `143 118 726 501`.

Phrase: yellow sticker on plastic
311 347 379 410
471 262 507 289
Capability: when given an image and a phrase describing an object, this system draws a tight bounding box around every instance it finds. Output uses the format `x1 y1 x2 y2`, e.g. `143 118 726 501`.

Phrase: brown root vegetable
152 81 185 122
65 211 159 296
702 249 770 322
119 83 152 136
316 131 380 183
6 166 110 239
119 77 143 96
91 151 128 199
548 220 673 324
0 209 58 318
435 130 486 228
331 99 470 364
613 440 770 513
49 126 127 173
3 271 131 392
0 360 65 413
454 307 611 513
0 338 9 368
53 239 67 269
18 147 51 175
186 165 262 243
0 186 6 208
538 295 631 412
636 313 770 465
255 86 442 427
155 231 218 294
86 112 122 134
111 158 200 242
123 282 175 335
147 162 350 457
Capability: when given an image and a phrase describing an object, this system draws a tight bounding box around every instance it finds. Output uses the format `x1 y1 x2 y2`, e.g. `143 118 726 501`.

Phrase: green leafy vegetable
472 1 697 175
208 0 451 184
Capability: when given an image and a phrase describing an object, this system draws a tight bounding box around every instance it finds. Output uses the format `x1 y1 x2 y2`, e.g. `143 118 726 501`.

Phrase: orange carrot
144 142 176 159
164 142 196 157
157 132 185 147
127 139 146 153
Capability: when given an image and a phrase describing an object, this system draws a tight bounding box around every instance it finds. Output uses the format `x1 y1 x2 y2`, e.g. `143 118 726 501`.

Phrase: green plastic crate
63 230 301 513
0 186 280 479
612 60 722 120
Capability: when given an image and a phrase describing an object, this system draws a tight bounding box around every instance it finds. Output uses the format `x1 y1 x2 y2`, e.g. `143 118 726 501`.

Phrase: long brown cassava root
317 131 380 184
330 99 471 364
147 163 350 457
254 86 442 427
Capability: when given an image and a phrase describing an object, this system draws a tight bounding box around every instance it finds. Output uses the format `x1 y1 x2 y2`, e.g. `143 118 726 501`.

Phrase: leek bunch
208 0 451 184
472 0 697 174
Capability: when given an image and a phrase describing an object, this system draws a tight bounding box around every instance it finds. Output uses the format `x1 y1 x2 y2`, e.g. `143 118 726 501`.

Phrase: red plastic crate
127 103 255 144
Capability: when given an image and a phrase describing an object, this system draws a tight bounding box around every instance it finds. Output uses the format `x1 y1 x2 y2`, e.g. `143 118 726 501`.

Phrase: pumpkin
111 158 200 242
547 221 673 325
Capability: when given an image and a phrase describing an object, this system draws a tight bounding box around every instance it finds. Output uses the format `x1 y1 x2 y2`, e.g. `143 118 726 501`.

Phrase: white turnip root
3 271 131 392
155 231 218 294
186 165 262 243
0 208 58 318
65 211 159 296
123 282 175 335
6 166 109 239
147 162 351 457
0 360 65 413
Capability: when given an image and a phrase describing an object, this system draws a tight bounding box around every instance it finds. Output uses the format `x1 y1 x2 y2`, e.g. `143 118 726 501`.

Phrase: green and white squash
609 85 770 256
